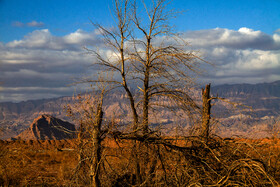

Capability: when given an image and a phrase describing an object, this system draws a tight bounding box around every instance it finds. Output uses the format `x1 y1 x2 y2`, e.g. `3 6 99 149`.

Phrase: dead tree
84 0 203 185
67 88 105 186
201 84 211 140
130 0 201 134
90 103 103 187
85 0 202 134
200 84 231 140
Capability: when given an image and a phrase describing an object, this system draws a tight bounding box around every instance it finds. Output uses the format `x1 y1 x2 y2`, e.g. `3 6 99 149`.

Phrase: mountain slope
212 80 280 98
211 81 280 117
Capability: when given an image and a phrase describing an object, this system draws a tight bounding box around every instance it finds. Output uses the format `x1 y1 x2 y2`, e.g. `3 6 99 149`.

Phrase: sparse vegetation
0 138 280 186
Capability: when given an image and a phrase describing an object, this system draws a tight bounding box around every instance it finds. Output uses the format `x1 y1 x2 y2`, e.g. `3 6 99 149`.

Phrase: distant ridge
1 80 279 139
212 80 280 97
14 114 76 140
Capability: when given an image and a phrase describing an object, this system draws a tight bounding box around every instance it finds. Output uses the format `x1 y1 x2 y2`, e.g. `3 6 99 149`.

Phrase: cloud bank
179 27 280 85
0 27 280 102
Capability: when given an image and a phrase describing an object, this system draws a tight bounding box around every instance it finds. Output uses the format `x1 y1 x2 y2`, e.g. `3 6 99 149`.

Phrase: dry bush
0 137 280 186
250 138 280 183
92 136 279 186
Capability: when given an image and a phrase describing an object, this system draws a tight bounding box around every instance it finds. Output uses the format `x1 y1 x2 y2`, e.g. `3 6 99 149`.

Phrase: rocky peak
15 114 76 140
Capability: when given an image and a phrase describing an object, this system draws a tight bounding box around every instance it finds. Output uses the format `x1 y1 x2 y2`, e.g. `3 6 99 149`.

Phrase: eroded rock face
15 114 76 140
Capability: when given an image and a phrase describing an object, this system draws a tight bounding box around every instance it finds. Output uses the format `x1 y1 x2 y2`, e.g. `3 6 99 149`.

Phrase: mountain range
1 81 279 139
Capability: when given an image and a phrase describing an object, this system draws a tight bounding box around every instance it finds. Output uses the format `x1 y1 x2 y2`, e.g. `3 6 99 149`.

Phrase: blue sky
0 0 280 102
1 0 279 42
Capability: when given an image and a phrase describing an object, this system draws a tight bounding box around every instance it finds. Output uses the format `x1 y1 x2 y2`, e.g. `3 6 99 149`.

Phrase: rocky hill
14 114 76 140
0 97 74 139
0 81 279 139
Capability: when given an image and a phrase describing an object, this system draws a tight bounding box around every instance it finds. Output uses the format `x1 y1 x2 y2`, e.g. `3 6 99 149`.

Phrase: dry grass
0 140 78 186
0 137 280 186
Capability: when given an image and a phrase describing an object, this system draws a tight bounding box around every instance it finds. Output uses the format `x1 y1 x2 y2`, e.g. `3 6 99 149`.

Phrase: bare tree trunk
132 141 142 185
90 104 103 187
201 84 211 140
142 36 151 134
143 76 149 134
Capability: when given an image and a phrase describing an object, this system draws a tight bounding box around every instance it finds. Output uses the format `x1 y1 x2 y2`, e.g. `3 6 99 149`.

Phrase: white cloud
1 29 99 102
64 29 93 44
237 50 279 70
7 29 54 48
11 21 45 28
176 27 280 85
1 27 280 102
238 27 261 36
27 21 45 27
273 33 280 43
7 29 101 50
183 27 280 50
